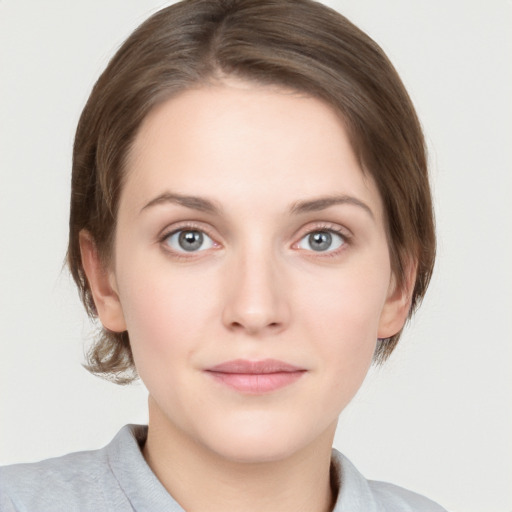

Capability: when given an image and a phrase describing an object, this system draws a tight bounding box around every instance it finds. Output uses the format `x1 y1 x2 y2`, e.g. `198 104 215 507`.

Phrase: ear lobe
79 230 127 333
377 260 417 339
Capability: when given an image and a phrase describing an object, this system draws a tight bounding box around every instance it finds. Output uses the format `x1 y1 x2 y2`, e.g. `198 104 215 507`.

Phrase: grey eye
298 230 345 252
165 230 214 252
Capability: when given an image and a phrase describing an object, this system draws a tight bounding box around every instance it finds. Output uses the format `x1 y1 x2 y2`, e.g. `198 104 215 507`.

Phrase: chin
196 412 335 464
208 435 304 464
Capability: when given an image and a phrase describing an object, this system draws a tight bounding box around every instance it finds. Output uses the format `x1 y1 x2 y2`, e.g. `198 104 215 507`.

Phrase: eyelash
158 222 219 260
158 222 351 259
295 223 351 258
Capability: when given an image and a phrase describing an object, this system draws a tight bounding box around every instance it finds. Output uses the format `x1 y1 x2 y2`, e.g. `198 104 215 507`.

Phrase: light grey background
0 1 510 511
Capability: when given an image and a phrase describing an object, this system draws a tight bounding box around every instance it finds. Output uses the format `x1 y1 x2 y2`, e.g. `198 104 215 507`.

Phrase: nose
221 245 290 336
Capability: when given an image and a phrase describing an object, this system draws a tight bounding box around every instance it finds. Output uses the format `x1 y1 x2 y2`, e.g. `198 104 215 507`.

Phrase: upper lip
206 359 305 374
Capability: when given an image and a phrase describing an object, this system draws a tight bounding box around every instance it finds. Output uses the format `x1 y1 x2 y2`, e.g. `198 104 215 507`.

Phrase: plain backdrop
1 1 511 511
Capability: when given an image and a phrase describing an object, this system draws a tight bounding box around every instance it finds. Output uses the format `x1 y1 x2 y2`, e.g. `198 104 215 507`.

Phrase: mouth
205 359 307 394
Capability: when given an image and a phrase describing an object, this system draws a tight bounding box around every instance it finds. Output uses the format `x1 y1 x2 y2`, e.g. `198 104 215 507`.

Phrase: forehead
123 80 383 219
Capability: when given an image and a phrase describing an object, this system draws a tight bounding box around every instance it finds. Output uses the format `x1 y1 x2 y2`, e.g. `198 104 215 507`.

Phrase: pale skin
80 79 414 512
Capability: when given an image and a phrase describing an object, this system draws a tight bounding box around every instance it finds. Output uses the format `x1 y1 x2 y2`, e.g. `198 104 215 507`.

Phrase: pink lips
205 359 306 394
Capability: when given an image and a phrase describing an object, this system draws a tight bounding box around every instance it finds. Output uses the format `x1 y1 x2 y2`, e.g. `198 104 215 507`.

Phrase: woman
0 1 444 510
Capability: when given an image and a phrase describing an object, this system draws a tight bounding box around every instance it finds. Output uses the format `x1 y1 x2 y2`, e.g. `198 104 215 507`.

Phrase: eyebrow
140 192 222 215
141 191 374 219
289 195 374 219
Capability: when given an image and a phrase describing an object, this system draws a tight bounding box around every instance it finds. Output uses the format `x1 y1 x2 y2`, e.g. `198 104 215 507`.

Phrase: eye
297 230 345 252
164 229 215 253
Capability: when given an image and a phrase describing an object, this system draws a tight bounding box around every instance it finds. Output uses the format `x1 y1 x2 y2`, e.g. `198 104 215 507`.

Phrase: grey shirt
0 425 447 511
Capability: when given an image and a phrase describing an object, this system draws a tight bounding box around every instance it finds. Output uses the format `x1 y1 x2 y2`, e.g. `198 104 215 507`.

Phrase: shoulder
0 445 111 512
367 480 447 512
0 426 145 512
331 449 448 512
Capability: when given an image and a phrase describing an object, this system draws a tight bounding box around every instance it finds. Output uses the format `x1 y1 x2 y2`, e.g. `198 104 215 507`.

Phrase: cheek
115 259 220 370
301 262 390 340
297 261 390 385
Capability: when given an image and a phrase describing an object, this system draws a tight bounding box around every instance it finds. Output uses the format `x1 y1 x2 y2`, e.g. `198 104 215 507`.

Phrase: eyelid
158 221 217 241
158 221 222 256
157 220 351 256
293 222 352 242
292 222 352 253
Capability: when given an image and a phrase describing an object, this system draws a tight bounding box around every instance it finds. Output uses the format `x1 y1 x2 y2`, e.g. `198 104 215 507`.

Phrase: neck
142 399 336 512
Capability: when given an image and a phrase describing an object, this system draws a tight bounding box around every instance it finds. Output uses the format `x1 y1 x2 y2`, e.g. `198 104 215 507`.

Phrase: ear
378 259 417 339
79 230 127 333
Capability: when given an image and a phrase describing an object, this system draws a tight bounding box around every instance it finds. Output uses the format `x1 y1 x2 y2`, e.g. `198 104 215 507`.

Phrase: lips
205 359 306 394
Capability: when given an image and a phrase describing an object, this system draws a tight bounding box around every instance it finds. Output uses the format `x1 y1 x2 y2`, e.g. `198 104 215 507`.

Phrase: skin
80 79 413 512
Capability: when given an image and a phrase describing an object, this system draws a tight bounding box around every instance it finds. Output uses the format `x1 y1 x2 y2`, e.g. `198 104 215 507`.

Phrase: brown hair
68 0 435 384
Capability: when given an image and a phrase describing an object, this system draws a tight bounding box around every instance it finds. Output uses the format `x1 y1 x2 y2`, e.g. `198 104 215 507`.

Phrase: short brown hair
68 0 435 384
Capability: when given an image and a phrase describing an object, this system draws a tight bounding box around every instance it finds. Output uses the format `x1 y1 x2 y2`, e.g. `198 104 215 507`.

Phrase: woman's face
101 80 408 462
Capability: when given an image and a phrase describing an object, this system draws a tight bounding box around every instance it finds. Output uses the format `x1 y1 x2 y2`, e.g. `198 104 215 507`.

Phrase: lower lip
207 371 305 394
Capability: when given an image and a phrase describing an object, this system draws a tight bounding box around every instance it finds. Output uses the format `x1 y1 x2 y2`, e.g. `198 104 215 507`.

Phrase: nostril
227 319 282 335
